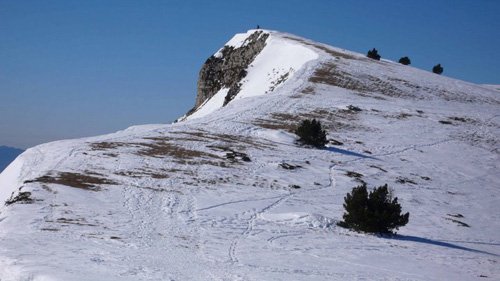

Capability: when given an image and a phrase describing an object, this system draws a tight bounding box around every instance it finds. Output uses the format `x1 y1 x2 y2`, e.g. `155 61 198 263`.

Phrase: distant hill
0 146 23 172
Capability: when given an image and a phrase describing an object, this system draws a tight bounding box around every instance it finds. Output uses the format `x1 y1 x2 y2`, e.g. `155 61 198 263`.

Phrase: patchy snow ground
0 30 499 281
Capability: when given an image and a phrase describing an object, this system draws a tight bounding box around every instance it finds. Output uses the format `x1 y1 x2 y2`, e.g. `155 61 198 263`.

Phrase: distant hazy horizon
0 146 24 172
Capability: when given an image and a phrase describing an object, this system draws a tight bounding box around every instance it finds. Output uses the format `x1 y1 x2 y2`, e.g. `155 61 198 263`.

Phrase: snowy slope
0 30 499 281
482 84 500 92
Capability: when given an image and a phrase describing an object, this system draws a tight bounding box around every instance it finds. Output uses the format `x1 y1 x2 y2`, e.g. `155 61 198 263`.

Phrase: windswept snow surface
187 88 230 119
0 30 499 280
482 84 500 92
235 33 318 100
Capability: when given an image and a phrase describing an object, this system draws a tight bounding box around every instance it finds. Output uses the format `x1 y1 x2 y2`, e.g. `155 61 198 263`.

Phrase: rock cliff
188 30 269 115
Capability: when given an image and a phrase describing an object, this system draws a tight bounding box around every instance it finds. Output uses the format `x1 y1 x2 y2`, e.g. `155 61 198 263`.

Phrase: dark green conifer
339 183 409 234
432 64 444 74
399 56 411 65
295 119 327 148
367 48 381 60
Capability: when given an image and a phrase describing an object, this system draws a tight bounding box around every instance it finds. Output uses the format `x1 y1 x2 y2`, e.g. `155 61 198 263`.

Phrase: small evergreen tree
432 64 444 74
399 56 411 65
295 119 327 148
339 183 409 234
367 48 381 60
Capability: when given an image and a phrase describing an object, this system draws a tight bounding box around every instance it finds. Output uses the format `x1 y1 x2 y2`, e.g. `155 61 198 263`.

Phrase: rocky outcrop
187 31 269 116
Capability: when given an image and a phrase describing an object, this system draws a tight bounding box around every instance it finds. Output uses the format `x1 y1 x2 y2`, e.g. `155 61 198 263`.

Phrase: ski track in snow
228 192 294 264
196 195 286 212
0 30 499 280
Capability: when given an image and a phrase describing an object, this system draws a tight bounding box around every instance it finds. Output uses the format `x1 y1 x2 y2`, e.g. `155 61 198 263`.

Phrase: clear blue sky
1 0 499 149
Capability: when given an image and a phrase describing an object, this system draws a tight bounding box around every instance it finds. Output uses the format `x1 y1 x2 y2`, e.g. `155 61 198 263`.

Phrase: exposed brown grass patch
115 168 171 179
309 63 372 93
253 113 300 133
387 78 500 104
271 113 302 123
387 77 421 90
54 217 97 226
366 76 409 98
172 130 271 150
89 142 128 150
136 139 221 161
283 36 358 60
25 172 116 191
142 136 173 142
291 86 316 98
179 159 229 167
116 171 168 179
309 62 411 99
213 133 264 148
254 109 361 133
253 119 296 132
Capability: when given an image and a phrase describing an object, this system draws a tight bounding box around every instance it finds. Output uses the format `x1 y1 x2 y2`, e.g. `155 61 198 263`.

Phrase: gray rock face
187 31 269 116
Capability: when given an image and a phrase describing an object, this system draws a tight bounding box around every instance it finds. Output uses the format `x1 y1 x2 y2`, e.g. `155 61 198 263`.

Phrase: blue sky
1 0 499 149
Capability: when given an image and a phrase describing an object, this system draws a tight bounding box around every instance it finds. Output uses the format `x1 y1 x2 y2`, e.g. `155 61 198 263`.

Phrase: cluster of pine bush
294 118 409 234
366 48 444 74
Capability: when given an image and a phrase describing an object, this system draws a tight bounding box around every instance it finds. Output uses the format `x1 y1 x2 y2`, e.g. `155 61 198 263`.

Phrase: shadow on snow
386 235 500 257
324 146 379 160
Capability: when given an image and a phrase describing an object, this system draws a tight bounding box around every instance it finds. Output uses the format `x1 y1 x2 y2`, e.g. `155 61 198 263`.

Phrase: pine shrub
399 56 411 65
339 183 409 234
367 48 381 60
432 64 444 74
295 119 327 148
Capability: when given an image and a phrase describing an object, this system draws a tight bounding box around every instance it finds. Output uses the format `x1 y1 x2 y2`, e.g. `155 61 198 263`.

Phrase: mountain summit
0 30 499 280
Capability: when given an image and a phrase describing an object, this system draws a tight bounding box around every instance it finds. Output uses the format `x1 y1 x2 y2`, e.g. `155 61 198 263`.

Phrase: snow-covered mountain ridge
0 30 499 280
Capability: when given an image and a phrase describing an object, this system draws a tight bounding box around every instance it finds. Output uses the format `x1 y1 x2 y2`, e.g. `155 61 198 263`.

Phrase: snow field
0 30 499 280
